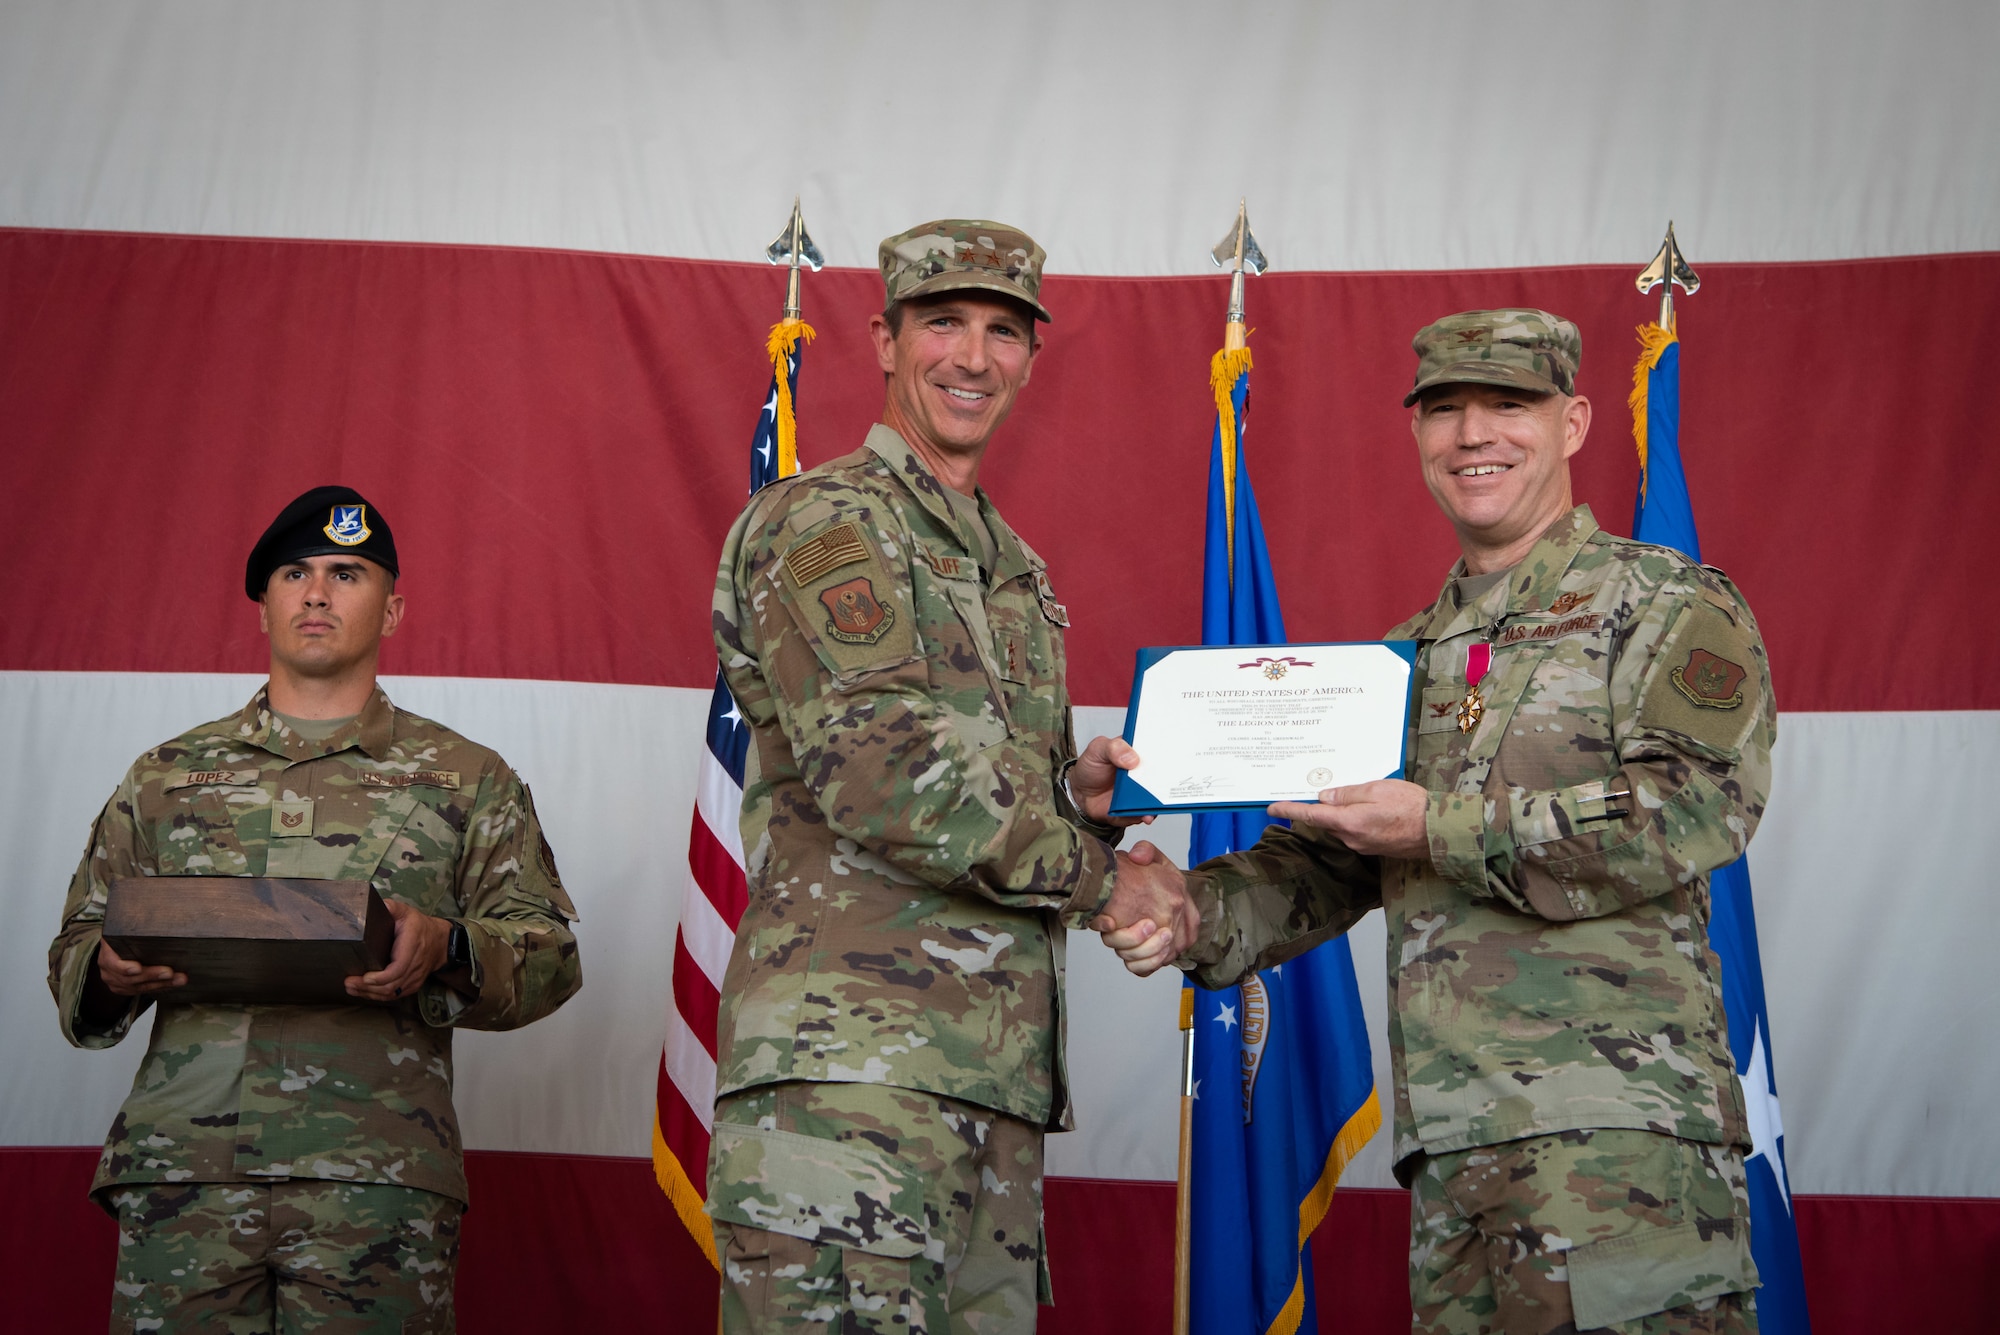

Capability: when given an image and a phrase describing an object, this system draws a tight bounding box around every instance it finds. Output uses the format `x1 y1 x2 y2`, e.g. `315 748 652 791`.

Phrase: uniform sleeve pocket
1566 1214 1757 1330
704 1122 932 1259
775 522 923 685
1506 780 1620 849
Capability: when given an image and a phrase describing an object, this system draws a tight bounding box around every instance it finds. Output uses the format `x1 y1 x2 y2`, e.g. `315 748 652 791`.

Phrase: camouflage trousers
1408 1130 1759 1334
708 1081 1046 1335
105 1179 461 1334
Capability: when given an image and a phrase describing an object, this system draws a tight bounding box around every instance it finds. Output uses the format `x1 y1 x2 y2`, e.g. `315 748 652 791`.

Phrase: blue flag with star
1186 348 1381 1335
1632 320 1812 1334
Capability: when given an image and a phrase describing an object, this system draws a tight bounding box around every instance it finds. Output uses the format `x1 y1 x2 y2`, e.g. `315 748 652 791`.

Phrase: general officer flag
1187 343 1382 1335
1631 319 1812 1335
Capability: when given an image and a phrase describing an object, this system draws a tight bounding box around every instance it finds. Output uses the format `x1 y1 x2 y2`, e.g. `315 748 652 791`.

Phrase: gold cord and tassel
766 317 817 478
1209 341 1254 572
1628 317 1678 499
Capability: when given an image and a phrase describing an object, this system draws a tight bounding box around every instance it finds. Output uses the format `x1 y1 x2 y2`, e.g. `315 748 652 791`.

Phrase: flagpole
1206 201 1265 573
1175 201 1269 1334
1631 223 1700 502
763 198 823 478
1635 220 1699 330
1174 987 1194 1335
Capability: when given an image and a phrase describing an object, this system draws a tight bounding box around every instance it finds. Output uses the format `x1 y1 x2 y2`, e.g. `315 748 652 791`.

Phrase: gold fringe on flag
1210 343 1254 573
1629 318 1677 500
767 317 818 479
1266 1087 1386 1335
652 1114 721 1270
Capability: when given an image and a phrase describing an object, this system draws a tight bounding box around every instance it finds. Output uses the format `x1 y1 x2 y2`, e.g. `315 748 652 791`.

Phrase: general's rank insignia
324 505 371 546
820 576 894 644
1671 648 1748 709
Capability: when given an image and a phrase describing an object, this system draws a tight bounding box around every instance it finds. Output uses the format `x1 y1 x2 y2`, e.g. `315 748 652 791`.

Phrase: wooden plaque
104 877 395 1006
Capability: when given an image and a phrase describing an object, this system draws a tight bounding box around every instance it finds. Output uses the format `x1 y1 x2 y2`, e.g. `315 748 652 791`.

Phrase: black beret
245 486 400 599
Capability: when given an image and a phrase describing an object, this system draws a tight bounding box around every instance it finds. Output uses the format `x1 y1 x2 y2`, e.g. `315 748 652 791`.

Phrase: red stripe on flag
686 808 748 926
656 1054 711 1166
4 228 1997 711
670 935 720 1064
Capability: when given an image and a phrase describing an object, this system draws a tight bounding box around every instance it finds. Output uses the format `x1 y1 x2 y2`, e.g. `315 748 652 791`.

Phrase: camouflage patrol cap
245 485 399 599
1405 309 1582 407
878 220 1051 323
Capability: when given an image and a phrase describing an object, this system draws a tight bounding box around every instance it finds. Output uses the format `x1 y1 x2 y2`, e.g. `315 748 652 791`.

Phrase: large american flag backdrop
2 5 1996 1331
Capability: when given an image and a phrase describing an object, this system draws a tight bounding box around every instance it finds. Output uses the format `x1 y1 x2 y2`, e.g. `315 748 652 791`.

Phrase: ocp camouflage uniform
1181 506 1772 1333
48 686 582 1332
709 422 1118 1331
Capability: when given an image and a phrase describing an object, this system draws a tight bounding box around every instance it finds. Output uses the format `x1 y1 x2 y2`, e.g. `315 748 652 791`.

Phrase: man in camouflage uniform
49 485 583 1333
707 221 1187 1334
1101 311 1773 1333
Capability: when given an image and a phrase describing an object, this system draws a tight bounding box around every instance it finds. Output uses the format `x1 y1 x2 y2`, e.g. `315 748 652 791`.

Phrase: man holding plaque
1100 311 1775 1334
47 486 582 1333
705 220 1184 1333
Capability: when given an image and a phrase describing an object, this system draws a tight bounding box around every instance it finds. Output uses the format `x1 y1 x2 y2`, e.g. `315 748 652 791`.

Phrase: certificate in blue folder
1107 640 1417 816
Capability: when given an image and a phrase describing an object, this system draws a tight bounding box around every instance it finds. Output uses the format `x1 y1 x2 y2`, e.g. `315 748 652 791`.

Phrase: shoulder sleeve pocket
1637 601 1764 763
774 520 921 681
705 1122 931 1259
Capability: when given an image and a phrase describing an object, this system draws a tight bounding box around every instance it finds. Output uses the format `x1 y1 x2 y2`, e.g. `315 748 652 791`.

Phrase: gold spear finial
1210 199 1267 351
766 196 824 321
1636 221 1700 328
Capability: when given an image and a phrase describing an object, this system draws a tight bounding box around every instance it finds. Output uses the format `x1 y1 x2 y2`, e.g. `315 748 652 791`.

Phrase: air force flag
1632 317 1813 1335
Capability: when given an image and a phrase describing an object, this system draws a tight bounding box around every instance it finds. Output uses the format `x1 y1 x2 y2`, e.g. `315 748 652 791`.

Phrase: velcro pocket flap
705 1122 933 1260
1566 1214 1757 1330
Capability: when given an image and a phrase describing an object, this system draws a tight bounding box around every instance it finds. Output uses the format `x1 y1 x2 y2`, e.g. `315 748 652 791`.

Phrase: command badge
820 577 894 644
325 504 371 546
1670 648 1748 709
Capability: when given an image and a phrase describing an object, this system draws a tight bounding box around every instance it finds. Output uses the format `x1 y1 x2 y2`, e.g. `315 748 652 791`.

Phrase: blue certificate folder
1106 640 1418 817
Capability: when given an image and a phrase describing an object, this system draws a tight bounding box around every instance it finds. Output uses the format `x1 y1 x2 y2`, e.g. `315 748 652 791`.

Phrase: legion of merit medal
1457 641 1492 733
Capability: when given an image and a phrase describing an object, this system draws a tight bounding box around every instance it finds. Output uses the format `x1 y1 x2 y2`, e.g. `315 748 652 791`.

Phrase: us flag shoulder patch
784 522 869 587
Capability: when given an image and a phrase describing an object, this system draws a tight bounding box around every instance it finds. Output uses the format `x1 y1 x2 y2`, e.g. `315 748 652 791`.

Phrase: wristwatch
441 921 471 973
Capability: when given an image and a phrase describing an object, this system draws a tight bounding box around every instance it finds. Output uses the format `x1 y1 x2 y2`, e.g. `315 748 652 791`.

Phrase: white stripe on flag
678 859 738 989
662 1006 718 1135
694 752 746 870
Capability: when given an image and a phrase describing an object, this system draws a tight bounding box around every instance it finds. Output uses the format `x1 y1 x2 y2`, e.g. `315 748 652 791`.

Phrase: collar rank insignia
325 505 371 546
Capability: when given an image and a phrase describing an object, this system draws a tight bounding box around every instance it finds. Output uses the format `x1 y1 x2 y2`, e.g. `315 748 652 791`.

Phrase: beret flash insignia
324 504 371 546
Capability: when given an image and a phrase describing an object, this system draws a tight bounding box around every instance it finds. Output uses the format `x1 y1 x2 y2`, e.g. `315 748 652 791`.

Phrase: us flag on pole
653 319 810 1266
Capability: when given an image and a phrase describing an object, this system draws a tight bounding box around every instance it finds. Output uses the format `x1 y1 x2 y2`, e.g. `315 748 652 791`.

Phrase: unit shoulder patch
819 576 895 644
1670 648 1748 709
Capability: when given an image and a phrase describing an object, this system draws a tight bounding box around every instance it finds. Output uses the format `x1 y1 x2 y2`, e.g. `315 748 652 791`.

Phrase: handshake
1071 733 1434 977
1073 736 1197 978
